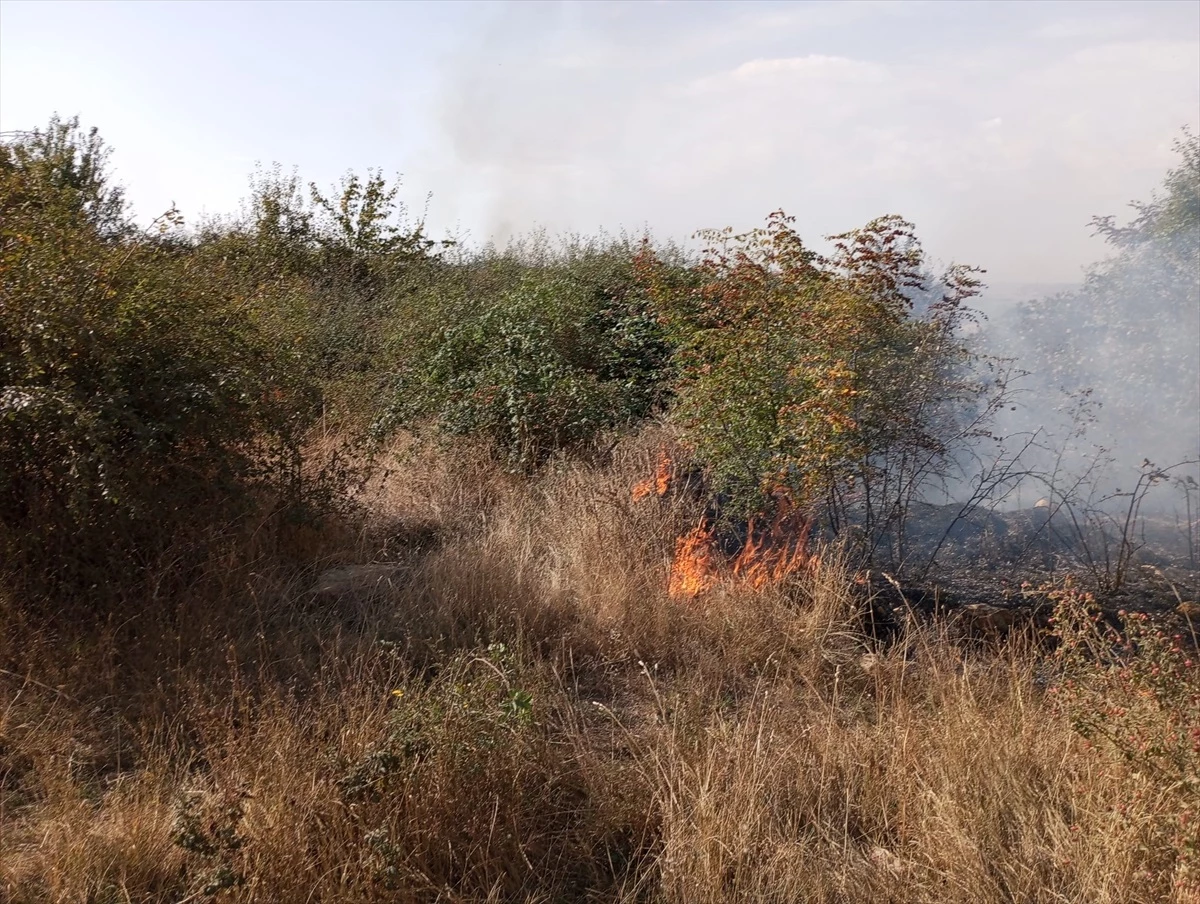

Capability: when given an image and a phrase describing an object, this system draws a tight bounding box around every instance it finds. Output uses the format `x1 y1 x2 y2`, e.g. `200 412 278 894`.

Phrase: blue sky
2 0 1197 286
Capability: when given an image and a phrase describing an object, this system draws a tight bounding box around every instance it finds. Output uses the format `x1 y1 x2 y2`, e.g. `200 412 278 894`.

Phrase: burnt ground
849 502 1200 648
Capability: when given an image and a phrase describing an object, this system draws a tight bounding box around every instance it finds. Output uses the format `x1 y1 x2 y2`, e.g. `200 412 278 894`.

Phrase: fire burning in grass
667 522 721 598
635 453 814 598
731 495 814 591
666 508 813 599
631 449 673 502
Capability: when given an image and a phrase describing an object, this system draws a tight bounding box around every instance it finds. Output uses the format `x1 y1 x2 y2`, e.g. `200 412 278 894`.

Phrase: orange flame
632 450 673 502
634 457 814 599
731 503 813 589
666 493 813 599
667 522 720 598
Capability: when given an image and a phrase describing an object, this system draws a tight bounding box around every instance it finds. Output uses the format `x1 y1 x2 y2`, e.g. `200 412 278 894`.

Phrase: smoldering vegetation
2 118 1198 902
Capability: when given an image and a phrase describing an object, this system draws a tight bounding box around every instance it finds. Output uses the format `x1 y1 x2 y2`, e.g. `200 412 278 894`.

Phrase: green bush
640 211 988 536
192 165 442 427
0 118 998 590
380 240 675 470
0 118 314 593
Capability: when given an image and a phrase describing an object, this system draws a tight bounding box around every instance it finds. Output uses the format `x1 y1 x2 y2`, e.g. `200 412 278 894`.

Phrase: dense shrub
192 165 441 426
379 240 676 470
639 211 990 544
0 118 315 593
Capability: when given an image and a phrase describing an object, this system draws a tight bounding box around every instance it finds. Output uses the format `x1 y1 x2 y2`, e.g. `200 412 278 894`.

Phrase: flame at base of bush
732 496 814 590
667 523 720 598
668 496 814 599
631 450 673 502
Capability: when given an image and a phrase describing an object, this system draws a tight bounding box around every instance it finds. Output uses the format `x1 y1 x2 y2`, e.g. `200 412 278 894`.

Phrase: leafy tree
244 163 317 273
190 165 444 426
0 114 129 238
309 169 437 294
1092 130 1199 251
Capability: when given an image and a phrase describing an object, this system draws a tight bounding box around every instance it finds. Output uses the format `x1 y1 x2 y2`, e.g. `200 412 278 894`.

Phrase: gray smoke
979 141 1200 517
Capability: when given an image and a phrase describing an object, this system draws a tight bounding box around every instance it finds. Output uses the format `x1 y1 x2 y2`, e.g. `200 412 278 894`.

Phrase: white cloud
725 54 888 82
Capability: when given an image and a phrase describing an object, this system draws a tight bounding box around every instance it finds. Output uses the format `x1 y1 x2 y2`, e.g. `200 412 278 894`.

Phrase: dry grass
2 431 1197 903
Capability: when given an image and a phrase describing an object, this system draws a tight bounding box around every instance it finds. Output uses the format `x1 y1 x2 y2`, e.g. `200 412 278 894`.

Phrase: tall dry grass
2 431 1197 903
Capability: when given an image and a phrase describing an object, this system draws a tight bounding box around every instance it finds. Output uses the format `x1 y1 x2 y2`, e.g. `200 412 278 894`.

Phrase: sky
2 0 1197 290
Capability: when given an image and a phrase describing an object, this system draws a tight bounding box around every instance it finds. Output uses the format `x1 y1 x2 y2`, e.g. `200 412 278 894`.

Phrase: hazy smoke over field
429 2 1199 284
978 147 1200 514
